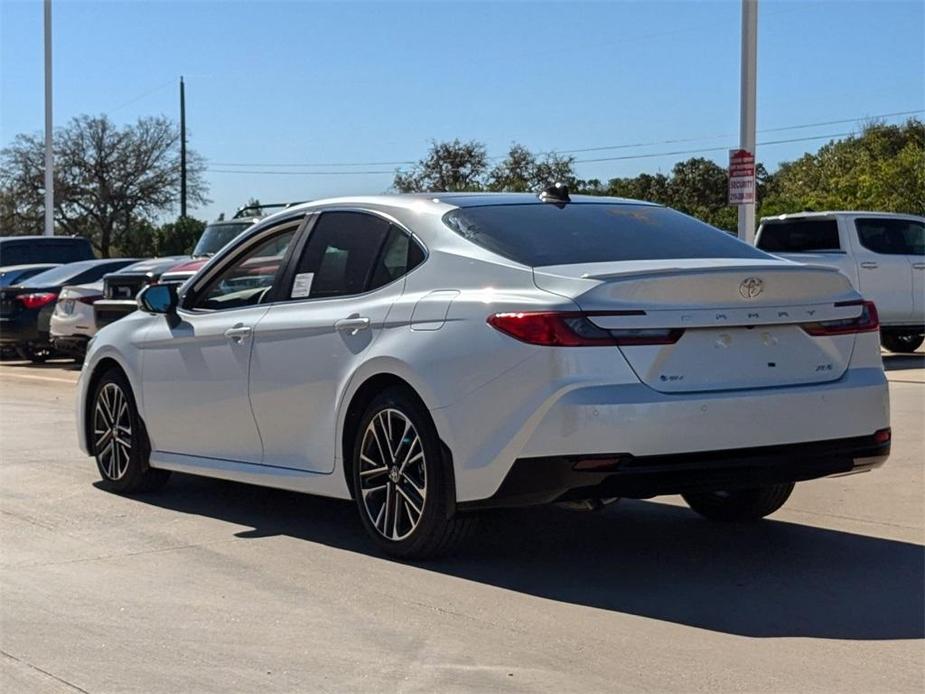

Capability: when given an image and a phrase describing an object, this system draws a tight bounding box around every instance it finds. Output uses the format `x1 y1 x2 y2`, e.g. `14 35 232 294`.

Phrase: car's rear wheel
682 483 794 522
91 368 170 493
881 332 924 354
351 387 474 559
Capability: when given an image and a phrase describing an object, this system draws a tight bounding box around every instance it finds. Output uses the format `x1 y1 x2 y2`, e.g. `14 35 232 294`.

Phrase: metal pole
179 76 187 218
738 0 757 244
43 0 54 236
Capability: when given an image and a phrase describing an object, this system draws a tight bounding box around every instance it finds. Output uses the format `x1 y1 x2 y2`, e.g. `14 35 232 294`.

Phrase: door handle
224 324 252 342
913 263 925 270
335 316 370 334
860 262 878 269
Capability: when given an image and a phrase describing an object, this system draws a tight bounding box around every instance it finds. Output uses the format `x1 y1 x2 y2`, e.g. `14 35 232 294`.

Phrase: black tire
881 332 924 354
17 345 48 363
91 367 170 494
351 387 475 559
682 482 794 522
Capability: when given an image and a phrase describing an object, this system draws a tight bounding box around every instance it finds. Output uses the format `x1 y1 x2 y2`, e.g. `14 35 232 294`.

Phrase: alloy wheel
94 382 132 480
358 408 427 541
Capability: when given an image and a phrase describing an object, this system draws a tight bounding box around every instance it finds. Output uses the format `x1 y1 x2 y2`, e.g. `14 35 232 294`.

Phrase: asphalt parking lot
0 355 922 693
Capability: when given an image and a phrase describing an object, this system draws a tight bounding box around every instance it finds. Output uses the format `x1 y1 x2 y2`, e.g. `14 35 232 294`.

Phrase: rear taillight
17 292 58 310
77 295 103 305
802 300 879 336
487 312 683 347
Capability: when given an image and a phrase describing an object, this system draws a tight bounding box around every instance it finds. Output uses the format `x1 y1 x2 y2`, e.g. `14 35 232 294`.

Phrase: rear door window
291 212 391 298
368 225 426 291
856 218 924 256
756 219 841 253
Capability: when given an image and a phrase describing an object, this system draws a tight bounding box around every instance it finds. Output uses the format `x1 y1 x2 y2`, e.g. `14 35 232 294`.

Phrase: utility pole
180 76 187 218
738 0 758 244
43 0 54 236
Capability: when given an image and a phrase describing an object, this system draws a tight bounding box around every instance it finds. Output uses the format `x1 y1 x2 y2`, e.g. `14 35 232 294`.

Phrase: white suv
756 212 924 353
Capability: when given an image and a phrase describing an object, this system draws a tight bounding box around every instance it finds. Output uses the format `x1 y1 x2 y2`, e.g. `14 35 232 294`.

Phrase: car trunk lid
534 259 862 393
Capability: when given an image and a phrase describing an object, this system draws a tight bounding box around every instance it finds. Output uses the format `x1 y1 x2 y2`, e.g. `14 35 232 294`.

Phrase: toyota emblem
739 277 763 299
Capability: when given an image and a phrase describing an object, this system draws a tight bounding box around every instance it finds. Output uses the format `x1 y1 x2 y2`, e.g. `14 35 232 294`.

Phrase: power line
204 108 922 171
572 131 853 164
207 168 395 176
547 109 924 157
205 130 859 175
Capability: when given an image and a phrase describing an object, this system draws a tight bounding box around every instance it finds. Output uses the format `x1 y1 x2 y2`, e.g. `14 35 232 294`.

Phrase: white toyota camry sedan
76 189 891 558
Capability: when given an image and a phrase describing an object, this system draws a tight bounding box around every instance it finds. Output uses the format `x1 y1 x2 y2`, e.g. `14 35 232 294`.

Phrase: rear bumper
459 432 891 509
0 315 42 345
51 334 89 357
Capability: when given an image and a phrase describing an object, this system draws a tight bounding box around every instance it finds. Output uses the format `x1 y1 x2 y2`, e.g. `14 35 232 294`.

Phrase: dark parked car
0 236 94 265
92 256 187 330
0 264 60 288
0 258 136 362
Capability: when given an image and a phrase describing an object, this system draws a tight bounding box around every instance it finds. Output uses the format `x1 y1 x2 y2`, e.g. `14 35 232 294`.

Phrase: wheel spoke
391 489 402 539
397 440 422 476
396 485 422 518
360 465 389 478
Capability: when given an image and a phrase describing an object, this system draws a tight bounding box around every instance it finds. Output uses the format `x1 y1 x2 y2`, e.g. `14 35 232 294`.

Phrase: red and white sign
728 149 756 205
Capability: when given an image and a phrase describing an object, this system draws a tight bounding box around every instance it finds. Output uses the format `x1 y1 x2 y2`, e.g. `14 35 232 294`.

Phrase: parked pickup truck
756 211 924 353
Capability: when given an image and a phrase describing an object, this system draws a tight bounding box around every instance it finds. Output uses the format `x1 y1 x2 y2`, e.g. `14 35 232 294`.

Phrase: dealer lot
0 356 922 693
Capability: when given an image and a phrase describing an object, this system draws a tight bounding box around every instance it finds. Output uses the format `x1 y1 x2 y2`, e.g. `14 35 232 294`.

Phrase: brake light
17 292 58 310
873 428 891 444
487 312 683 347
802 300 879 336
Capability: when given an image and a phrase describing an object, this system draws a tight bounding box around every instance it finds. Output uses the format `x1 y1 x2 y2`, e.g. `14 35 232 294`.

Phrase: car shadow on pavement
125 473 925 641
882 353 925 371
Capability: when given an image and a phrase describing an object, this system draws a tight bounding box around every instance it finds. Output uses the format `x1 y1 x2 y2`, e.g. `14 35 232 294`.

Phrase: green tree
0 114 210 256
487 144 576 192
761 118 924 215
393 139 488 192
155 216 206 255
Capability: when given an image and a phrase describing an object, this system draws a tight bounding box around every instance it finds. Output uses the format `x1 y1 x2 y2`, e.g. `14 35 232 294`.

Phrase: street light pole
180 76 187 218
738 0 758 244
43 0 54 236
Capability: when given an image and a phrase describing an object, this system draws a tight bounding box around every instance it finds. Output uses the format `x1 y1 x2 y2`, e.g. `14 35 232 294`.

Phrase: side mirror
137 283 178 315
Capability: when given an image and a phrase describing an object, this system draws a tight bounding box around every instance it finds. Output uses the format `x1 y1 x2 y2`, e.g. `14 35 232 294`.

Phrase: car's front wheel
351 388 474 559
91 368 170 493
682 483 794 522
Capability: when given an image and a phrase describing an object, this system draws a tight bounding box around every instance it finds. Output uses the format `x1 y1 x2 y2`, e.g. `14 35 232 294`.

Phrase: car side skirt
148 451 353 500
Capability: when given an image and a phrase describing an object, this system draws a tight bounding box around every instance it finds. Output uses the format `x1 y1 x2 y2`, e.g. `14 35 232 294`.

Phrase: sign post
737 0 758 244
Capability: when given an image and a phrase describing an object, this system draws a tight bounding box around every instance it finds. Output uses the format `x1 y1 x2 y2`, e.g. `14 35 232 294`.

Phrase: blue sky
2 0 923 221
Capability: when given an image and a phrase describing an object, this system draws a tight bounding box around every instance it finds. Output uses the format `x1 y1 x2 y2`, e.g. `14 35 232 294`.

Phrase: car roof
760 211 925 222
0 235 91 242
0 263 60 272
114 256 188 274
263 192 659 222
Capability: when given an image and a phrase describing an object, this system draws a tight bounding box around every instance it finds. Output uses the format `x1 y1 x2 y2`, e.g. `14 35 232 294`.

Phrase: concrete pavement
0 354 922 693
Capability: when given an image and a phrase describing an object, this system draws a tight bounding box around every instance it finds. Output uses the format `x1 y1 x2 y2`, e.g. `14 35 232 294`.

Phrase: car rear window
855 218 924 256
22 260 134 287
442 203 767 267
756 219 841 253
192 221 254 257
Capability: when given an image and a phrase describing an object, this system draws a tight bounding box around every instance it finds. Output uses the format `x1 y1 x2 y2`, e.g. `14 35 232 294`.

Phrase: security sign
728 149 756 205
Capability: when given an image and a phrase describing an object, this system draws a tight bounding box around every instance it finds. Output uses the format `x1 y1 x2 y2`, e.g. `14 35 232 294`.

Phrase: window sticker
291 272 314 298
